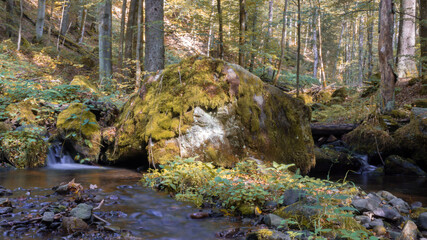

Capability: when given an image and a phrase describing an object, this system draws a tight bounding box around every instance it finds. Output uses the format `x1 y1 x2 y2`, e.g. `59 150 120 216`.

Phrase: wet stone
419 212 427 230
0 198 12 207
281 189 307 206
61 217 88 234
0 187 12 197
70 203 93 220
411 201 422 209
389 198 411 213
398 220 418 240
42 211 55 222
373 205 402 221
352 197 380 213
190 212 209 219
0 207 13 214
264 214 287 230
369 219 384 228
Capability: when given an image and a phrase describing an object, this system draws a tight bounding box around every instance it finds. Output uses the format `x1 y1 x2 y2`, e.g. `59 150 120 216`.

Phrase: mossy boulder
394 107 427 170
384 155 427 176
0 130 48 168
70 75 98 93
56 103 101 162
330 87 348 103
311 146 361 174
5 99 37 125
342 124 395 156
413 99 427 108
111 56 315 173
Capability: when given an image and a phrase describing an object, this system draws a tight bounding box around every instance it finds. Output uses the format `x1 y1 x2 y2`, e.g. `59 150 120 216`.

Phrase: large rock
70 203 93 220
343 124 395 156
385 155 427 176
398 220 418 240
56 103 101 162
0 130 48 168
419 212 427 230
394 108 427 170
111 56 315 173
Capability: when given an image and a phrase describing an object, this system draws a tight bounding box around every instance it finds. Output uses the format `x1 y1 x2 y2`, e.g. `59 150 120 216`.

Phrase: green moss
256 229 273 239
0 122 12 133
70 75 98 93
343 124 395 155
5 99 37 124
238 204 255 216
297 93 313 104
413 99 427 108
410 207 427 219
0 130 48 168
57 103 101 161
331 87 348 100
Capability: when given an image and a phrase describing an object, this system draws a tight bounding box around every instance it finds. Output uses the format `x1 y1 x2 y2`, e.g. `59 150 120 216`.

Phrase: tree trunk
78 3 87 44
60 0 71 35
145 0 164 72
273 0 288 85
367 12 374 79
217 0 224 59
396 0 417 78
358 16 365 84
265 0 273 77
312 7 318 80
124 0 138 78
17 0 23 50
207 0 215 57
248 4 259 73
238 0 246 67
332 22 345 82
296 0 301 96
99 0 113 85
379 0 397 114
6 0 15 38
135 0 142 88
117 0 127 73
317 6 326 88
35 0 46 42
421 0 427 75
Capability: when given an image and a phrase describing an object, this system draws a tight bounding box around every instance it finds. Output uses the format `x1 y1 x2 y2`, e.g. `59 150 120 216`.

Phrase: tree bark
217 0 224 59
265 0 273 77
207 0 215 57
117 0 127 73
17 0 23 50
396 0 417 78
273 0 288 85
78 2 87 44
145 0 164 72
332 22 345 82
35 0 46 42
238 0 246 67
421 0 427 75
312 6 319 80
296 0 301 96
317 5 326 88
379 0 397 114
6 0 15 38
99 0 113 85
358 16 365 84
135 0 142 88
366 12 374 80
248 4 259 73
124 0 138 77
60 0 71 36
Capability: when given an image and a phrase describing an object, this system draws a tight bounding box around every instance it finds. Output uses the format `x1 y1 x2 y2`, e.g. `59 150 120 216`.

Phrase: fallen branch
93 214 111 226
93 199 104 210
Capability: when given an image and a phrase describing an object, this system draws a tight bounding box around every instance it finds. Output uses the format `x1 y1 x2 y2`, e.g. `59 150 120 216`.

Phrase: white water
47 143 100 170
355 154 377 174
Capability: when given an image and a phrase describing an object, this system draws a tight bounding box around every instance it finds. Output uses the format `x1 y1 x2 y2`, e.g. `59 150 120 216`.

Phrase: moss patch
70 75 98 94
5 99 37 125
57 103 101 161
0 130 48 168
343 124 395 155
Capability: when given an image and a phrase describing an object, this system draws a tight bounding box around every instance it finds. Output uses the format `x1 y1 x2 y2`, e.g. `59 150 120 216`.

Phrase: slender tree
217 0 224 59
99 0 113 84
207 0 216 57
118 0 127 73
135 0 143 87
35 0 47 42
421 0 427 75
312 5 319 80
273 0 288 85
358 16 365 84
78 1 87 44
124 0 138 77
6 0 15 38
60 0 71 36
248 3 259 73
379 0 397 114
265 0 273 78
296 0 301 96
145 0 164 72
17 0 23 50
238 0 246 66
317 4 326 88
396 0 417 78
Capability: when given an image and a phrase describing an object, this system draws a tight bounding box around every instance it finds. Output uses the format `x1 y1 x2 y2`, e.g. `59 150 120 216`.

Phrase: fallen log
311 123 358 137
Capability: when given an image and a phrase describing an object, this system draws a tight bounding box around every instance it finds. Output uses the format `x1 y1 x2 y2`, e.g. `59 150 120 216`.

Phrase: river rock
0 187 12 197
247 229 291 240
385 155 427 176
355 215 371 225
264 214 287 229
281 189 307 206
419 212 427 230
389 197 411 214
373 226 387 236
109 56 315 173
352 197 381 213
0 198 11 207
411 202 423 209
42 212 55 222
190 212 209 219
398 220 418 240
70 203 93 220
369 219 384 228
0 207 12 214
373 205 402 221
378 190 397 202
61 217 88 234
394 107 427 171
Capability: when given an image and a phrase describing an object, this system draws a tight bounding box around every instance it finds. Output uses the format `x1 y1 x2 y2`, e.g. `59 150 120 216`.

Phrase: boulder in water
110 56 315 173
394 107 427 171
56 103 101 162
385 155 427 176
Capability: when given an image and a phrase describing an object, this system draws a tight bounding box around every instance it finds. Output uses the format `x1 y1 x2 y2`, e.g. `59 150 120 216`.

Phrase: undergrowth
142 157 375 239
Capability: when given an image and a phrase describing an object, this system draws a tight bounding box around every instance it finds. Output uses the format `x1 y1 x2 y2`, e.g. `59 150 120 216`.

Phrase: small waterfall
47 142 99 169
355 154 377 174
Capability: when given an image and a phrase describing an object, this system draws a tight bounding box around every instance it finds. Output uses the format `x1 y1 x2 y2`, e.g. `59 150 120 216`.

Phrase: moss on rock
5 99 37 124
343 124 395 156
56 103 101 161
112 56 315 173
70 75 98 93
394 107 427 170
0 130 48 168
